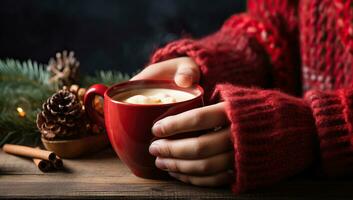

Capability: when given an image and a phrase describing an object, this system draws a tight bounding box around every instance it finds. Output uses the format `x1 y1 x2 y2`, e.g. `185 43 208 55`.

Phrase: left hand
149 102 234 187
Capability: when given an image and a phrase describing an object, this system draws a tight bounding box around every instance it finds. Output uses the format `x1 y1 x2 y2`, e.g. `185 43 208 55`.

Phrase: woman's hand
131 57 200 88
149 102 234 187
132 57 233 186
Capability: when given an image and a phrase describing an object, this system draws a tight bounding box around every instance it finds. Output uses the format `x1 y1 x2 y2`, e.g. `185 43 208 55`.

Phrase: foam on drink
113 88 196 105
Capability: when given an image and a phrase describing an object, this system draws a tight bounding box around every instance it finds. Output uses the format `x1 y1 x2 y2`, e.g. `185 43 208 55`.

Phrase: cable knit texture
305 89 353 177
215 84 317 193
148 0 353 193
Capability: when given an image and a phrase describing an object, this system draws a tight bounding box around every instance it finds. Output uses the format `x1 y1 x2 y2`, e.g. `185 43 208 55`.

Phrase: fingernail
155 158 167 170
149 144 160 156
152 122 163 136
168 172 179 179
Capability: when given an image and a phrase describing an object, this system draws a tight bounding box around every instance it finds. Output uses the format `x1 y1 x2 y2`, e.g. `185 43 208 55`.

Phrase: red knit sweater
149 0 353 193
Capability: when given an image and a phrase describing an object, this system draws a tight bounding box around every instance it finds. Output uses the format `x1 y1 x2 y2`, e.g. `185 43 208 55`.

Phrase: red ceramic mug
84 80 204 179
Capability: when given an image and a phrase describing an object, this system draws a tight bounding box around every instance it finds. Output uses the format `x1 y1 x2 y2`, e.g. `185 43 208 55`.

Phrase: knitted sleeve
214 84 317 193
305 89 353 177
150 1 301 102
214 83 353 193
149 14 272 102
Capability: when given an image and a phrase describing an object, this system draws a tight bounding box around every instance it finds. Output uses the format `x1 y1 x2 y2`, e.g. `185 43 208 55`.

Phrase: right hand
131 57 200 88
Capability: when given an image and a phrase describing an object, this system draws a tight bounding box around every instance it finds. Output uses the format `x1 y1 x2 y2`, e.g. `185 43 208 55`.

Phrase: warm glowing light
17 107 26 118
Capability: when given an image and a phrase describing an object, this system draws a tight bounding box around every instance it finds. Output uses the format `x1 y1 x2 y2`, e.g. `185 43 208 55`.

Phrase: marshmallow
124 93 177 104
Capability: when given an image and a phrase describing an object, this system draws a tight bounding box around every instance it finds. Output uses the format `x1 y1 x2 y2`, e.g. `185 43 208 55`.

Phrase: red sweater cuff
305 89 353 177
216 84 317 193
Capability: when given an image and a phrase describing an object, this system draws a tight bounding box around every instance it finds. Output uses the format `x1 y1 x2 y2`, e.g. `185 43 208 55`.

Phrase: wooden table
1 148 353 200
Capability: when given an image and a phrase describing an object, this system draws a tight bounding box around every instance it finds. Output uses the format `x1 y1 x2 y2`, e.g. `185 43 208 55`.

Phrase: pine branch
0 59 54 146
0 58 132 147
81 70 130 87
0 111 41 146
0 59 56 90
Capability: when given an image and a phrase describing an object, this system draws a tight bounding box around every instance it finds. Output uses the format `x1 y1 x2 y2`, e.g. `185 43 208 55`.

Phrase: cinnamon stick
53 156 64 169
32 158 53 172
2 144 56 161
32 147 55 172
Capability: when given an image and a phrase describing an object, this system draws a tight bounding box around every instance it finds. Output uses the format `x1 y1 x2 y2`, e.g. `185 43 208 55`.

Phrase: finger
174 59 200 88
149 127 232 159
155 151 233 175
152 102 228 137
130 59 179 81
169 170 234 187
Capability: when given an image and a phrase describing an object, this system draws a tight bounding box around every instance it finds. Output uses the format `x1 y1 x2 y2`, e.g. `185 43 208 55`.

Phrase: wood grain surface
1 148 353 199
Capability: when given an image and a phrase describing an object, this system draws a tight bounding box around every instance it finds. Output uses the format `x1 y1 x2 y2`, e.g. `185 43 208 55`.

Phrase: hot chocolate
113 88 196 104
84 80 204 179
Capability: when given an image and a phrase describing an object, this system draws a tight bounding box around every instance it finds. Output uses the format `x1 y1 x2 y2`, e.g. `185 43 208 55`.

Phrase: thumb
174 63 200 88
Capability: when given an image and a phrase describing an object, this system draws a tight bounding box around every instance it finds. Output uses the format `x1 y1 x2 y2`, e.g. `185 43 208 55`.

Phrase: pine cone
47 50 79 87
37 89 86 140
63 84 103 115
63 84 87 104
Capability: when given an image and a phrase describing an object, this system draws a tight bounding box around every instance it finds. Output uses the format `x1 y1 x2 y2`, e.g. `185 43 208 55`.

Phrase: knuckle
197 160 211 174
190 110 205 127
192 137 205 158
159 142 172 157
168 160 180 172
177 58 198 71
160 117 175 134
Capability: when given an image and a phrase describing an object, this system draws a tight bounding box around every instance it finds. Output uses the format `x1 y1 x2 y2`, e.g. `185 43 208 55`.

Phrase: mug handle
83 84 108 127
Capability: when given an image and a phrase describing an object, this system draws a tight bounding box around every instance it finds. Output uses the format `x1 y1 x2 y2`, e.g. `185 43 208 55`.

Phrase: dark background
0 0 246 75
